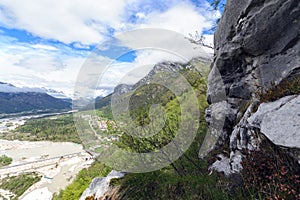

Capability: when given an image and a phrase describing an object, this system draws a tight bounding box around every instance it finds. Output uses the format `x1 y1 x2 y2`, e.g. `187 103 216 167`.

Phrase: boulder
248 95 300 149
80 170 125 200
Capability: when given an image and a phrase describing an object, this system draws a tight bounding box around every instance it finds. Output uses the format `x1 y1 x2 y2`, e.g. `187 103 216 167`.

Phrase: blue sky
0 0 223 97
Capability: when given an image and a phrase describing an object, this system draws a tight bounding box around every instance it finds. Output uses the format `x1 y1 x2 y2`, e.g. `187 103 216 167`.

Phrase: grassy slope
56 62 249 200
95 62 300 200
108 65 238 200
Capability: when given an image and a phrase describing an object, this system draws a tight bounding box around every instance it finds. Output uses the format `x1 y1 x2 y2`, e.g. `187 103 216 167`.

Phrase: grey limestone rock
80 170 125 200
206 0 300 175
248 95 300 149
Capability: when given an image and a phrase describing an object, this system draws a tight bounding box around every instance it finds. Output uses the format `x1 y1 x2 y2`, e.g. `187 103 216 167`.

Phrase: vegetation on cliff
53 162 111 200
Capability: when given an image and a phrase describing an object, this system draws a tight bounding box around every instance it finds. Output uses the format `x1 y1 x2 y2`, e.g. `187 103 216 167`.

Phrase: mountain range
0 82 71 115
0 82 69 99
93 57 210 110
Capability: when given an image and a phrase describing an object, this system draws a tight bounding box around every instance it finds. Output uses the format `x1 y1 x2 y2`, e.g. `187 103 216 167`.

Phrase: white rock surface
209 155 231 176
209 151 243 176
248 95 300 149
80 170 125 200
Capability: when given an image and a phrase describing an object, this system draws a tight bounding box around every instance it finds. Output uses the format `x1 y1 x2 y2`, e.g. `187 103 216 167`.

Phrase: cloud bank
0 0 220 97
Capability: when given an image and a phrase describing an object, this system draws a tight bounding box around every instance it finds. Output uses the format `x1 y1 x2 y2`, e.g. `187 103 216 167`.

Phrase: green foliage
101 65 239 199
0 172 41 199
0 155 12 167
64 63 235 200
53 162 111 200
0 115 81 143
98 63 298 199
95 107 113 120
56 62 298 199
114 122 245 200
114 67 208 154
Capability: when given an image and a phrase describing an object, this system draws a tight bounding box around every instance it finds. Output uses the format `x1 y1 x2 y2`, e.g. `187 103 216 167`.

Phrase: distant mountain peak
0 81 69 99
113 84 133 95
0 82 15 87
41 87 69 99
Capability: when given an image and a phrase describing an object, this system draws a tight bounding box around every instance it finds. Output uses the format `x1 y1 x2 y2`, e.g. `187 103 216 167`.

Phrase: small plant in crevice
259 75 300 102
241 139 300 200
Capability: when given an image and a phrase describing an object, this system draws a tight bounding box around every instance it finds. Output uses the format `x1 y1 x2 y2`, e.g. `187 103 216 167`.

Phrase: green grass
0 172 41 199
0 155 12 167
95 107 113 120
117 172 230 200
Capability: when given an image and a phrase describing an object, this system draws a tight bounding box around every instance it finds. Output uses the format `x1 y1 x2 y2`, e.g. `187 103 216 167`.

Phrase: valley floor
0 114 95 200
0 139 94 200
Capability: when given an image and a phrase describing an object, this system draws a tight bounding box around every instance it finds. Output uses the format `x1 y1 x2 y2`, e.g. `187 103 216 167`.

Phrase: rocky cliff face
207 0 300 175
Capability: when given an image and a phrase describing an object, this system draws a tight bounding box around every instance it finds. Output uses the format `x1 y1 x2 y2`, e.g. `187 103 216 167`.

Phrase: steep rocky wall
207 0 300 175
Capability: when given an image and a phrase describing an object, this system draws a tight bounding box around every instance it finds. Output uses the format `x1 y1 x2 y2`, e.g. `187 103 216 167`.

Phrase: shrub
0 155 12 167
241 139 300 200
0 172 41 198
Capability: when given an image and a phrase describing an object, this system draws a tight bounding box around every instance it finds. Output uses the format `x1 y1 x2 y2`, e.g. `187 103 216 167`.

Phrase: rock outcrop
248 95 300 150
80 170 125 200
207 0 300 174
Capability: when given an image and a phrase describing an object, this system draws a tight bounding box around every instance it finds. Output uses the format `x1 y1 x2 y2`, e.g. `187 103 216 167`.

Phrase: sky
0 0 223 98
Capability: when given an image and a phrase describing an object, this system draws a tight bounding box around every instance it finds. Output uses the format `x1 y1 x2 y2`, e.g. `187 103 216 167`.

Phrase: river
0 112 94 200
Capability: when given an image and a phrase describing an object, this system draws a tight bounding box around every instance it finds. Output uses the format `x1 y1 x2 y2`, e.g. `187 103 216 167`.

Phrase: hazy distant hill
0 82 70 99
0 82 71 114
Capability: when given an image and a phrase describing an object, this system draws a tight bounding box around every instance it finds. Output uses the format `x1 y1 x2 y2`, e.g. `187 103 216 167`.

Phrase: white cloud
96 48 190 93
136 3 212 36
0 0 218 45
72 43 90 49
94 88 110 98
0 0 218 97
74 48 182 97
0 37 88 97
0 0 128 44
31 44 58 51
